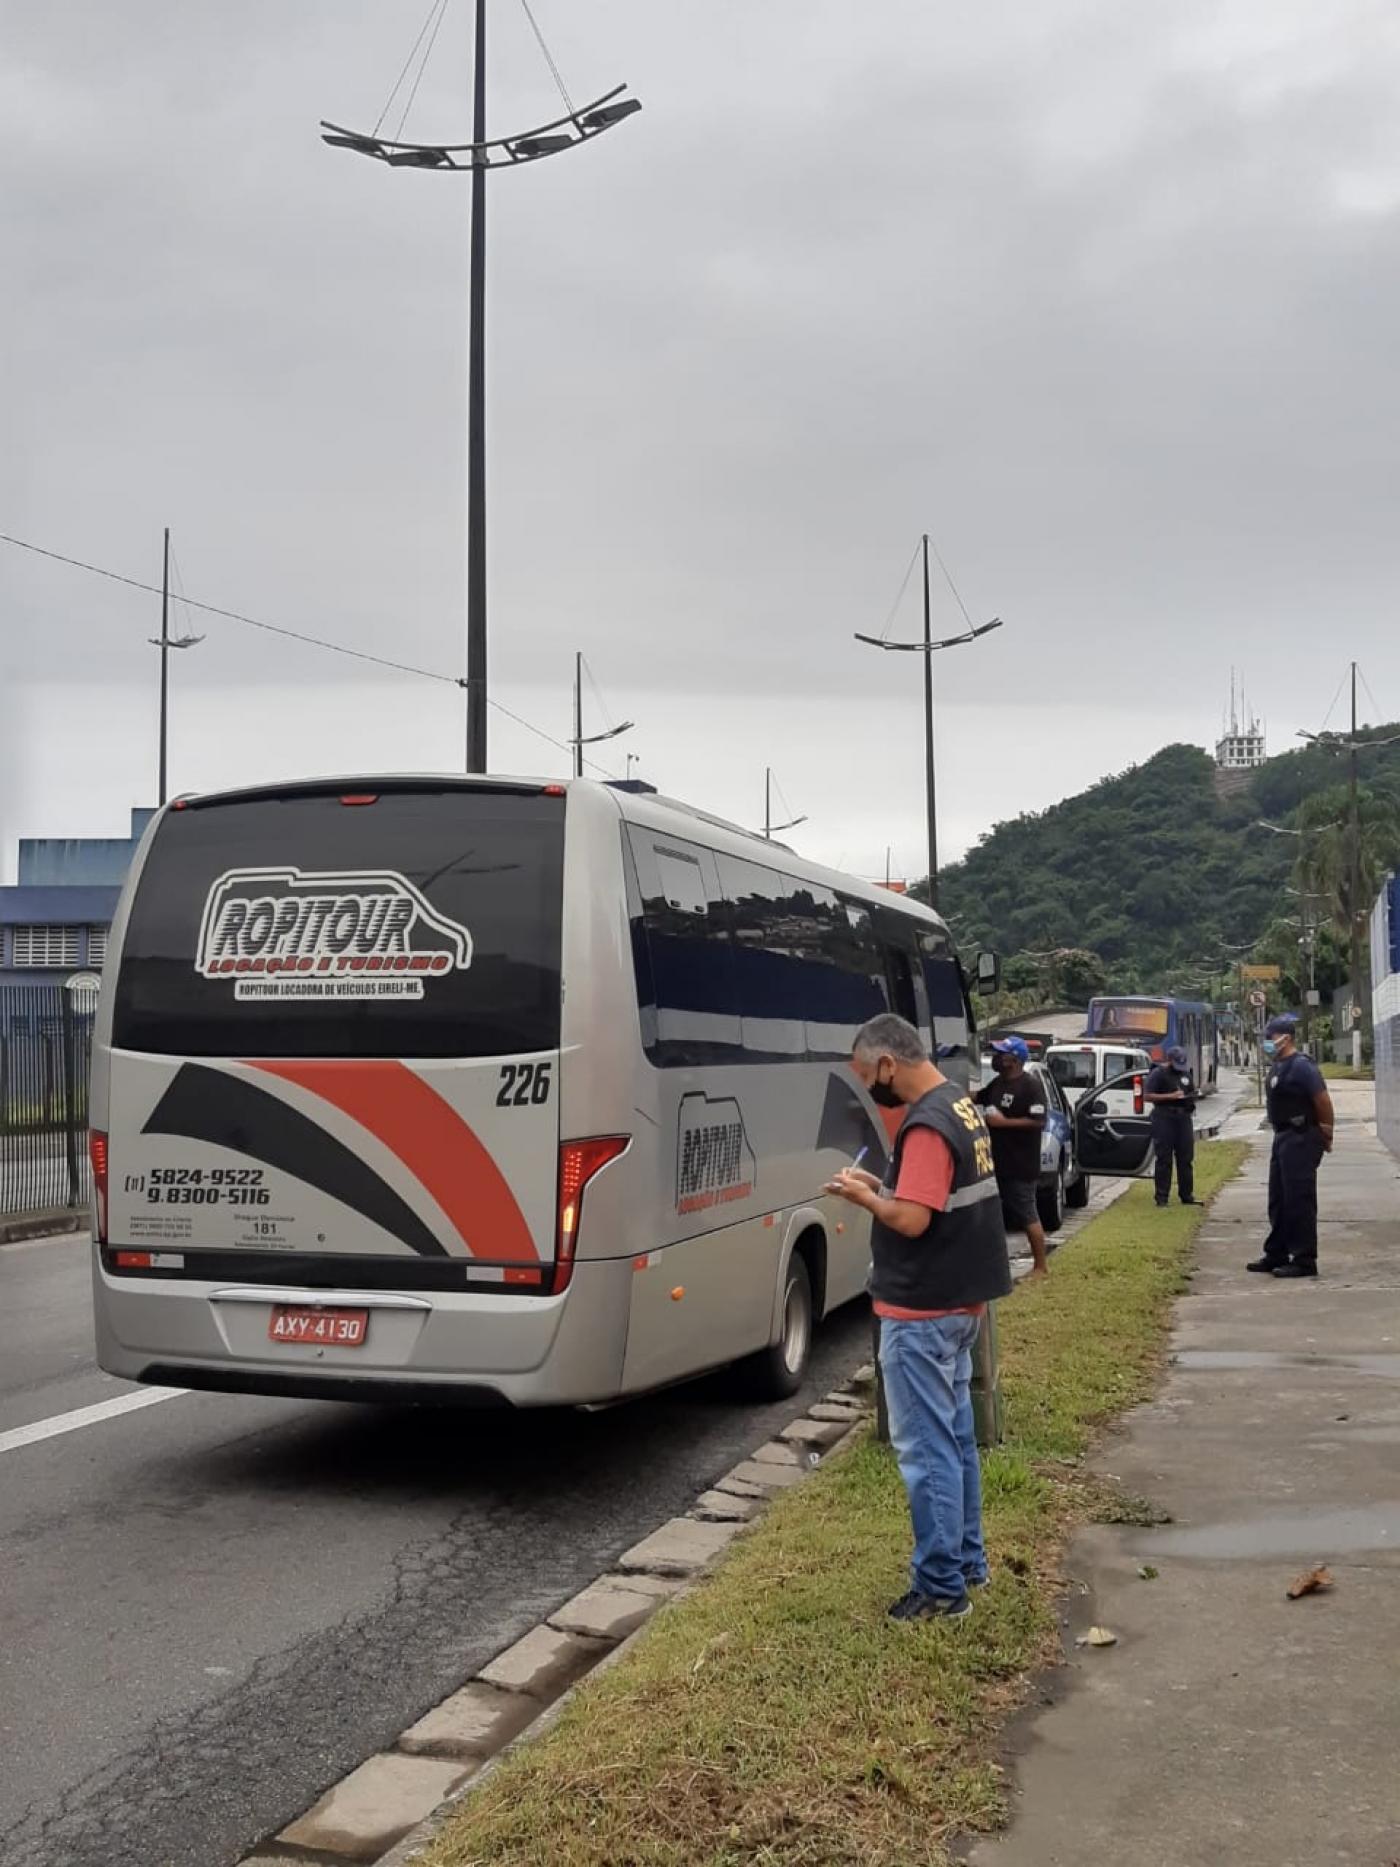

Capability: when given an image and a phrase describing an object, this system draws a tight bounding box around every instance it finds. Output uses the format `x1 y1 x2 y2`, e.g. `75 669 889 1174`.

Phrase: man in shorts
976 1037 1049 1275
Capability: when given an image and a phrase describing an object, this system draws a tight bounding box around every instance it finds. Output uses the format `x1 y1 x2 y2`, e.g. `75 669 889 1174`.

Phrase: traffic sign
1241 964 1281 982
1248 990 1267 1010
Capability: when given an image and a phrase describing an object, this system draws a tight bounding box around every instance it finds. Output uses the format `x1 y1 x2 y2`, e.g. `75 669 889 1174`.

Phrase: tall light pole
760 769 807 841
570 651 633 777
157 527 170 806
146 527 203 806
855 534 1003 908
323 13 641 773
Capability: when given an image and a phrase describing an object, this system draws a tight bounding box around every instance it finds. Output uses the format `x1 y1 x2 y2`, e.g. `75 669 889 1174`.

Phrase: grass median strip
419 1141 1248 1867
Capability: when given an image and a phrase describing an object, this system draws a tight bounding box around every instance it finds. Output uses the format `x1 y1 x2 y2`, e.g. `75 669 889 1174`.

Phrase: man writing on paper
826 1014 1011 1623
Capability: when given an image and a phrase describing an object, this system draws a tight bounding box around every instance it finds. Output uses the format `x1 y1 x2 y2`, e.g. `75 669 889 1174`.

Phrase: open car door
1072 1068 1156 1178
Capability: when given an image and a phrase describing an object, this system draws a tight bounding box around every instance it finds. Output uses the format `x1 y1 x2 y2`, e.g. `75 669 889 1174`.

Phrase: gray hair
852 1013 927 1065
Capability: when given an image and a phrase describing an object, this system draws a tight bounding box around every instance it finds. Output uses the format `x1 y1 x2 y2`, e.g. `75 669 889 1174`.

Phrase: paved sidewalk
969 1079 1400 1867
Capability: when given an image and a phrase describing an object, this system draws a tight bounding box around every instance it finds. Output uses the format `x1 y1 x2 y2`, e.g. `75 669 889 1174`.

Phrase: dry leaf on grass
1075 1626 1118 1648
1286 1565 1334 1600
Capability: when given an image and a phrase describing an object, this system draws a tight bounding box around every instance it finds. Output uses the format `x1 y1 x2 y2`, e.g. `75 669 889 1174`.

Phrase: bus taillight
554 1136 630 1295
90 1130 109 1243
1132 1076 1145 1116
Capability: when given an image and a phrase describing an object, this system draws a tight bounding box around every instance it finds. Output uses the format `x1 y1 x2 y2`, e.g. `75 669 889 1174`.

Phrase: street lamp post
570 651 634 777
323 11 641 773
760 769 807 841
146 526 204 806
855 534 1003 909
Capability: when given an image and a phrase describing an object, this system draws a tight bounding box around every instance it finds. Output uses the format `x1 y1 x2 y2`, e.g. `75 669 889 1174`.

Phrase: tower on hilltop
1215 669 1266 771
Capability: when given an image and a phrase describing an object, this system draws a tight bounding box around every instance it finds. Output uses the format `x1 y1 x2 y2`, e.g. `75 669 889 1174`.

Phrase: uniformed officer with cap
1247 1013 1335 1279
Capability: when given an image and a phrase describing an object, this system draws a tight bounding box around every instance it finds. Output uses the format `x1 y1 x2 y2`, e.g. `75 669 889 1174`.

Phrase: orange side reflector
670 1286 685 1302
114 1250 152 1269
504 1267 542 1286
632 1254 650 1271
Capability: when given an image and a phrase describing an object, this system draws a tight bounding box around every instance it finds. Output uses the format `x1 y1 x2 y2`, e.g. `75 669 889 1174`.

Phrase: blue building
0 808 153 982
1372 875 1400 1163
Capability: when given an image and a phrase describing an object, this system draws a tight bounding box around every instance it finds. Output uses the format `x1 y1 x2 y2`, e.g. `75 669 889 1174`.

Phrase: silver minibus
90 776 976 1406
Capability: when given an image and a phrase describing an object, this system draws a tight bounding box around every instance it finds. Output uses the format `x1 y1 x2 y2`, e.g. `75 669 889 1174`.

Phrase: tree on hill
930 726 1400 1007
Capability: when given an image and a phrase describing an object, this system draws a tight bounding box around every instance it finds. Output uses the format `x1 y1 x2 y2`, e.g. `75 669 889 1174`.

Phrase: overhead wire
518 0 575 114
166 547 205 646
373 0 447 137
1358 663 1386 730
2 532 463 685
395 0 452 143
927 534 976 633
1316 666 1349 734
876 540 921 643
1 529 622 776
581 655 622 734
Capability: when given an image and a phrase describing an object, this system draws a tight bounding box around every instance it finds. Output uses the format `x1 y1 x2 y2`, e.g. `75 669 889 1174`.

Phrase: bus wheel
748 1254 814 1400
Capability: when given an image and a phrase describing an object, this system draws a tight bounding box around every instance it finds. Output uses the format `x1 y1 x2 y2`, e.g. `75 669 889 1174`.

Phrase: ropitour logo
196 867 472 1001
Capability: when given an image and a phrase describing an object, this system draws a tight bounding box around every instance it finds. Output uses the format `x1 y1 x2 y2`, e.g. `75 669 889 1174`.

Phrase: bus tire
1038 1167 1066 1233
746 1252 814 1400
1065 1171 1090 1209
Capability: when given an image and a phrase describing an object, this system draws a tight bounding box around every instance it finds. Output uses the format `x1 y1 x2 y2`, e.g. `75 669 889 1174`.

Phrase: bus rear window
1089 1001 1169 1039
113 789 564 1059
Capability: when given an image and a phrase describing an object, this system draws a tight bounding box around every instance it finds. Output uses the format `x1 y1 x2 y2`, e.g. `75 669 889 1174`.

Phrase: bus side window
800 898 889 1061
714 854 810 1059
625 828 738 1067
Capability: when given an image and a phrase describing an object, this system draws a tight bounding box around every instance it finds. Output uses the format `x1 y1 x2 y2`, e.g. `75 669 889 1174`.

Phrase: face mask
868 1069 902 1109
1262 1039 1278 1060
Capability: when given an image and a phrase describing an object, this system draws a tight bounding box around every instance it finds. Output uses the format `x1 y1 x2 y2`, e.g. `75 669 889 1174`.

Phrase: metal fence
0 983 96 1218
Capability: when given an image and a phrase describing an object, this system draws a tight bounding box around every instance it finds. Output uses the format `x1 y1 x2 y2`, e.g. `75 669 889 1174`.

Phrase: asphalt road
0 1231 870 1867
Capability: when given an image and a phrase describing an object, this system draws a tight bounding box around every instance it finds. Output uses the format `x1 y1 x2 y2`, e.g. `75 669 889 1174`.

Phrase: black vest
870 1081 1013 1312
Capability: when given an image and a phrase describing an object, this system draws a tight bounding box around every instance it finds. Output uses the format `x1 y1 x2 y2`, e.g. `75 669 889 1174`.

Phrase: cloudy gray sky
5 0 1399 885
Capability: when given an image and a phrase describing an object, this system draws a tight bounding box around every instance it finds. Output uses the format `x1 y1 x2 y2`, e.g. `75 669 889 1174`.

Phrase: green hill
936 730 1400 999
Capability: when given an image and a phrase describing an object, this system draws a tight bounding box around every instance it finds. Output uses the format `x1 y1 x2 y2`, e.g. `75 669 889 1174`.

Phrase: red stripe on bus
250 1061 539 1263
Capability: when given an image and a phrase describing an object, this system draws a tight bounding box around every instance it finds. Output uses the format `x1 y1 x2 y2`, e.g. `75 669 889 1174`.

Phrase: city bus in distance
89 776 980 1408
1084 996 1218 1093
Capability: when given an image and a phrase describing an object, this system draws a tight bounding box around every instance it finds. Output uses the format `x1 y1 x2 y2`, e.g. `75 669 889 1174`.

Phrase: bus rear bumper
92 1255 634 1407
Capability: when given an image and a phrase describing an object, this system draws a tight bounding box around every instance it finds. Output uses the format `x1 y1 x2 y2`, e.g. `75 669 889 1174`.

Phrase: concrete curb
235 1381 873 1867
0 1208 85 1246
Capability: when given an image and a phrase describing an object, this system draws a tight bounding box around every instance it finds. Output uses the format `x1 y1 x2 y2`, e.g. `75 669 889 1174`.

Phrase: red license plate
268 1306 369 1348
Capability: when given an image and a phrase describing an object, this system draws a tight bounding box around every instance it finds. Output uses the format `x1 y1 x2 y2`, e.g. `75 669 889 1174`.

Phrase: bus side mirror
976 951 1000 993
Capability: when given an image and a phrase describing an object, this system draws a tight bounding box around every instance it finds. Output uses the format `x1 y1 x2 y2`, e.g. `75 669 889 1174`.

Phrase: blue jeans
879 1311 987 1600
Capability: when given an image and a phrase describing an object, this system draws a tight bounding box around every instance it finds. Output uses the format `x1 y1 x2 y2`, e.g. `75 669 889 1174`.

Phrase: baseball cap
1264 1013 1299 1037
991 1036 1030 1062
1167 1045 1189 1069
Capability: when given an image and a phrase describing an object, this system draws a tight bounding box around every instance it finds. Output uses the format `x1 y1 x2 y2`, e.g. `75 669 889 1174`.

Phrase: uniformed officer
1143 1043 1199 1207
1247 1013 1335 1279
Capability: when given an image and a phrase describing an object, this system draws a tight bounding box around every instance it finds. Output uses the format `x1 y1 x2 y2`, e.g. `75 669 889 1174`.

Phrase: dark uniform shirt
976 1073 1046 1181
1145 1063 1196 1116
1266 1052 1326 1132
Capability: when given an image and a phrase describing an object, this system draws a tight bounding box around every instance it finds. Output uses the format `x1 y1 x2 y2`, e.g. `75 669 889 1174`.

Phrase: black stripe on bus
142 1064 450 1259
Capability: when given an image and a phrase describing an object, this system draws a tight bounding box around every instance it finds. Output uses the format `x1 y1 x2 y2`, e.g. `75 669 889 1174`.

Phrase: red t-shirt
873 1126 988 1323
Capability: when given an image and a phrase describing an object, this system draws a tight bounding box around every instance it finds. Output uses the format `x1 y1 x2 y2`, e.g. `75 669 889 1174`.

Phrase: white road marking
0 1385 184 1455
